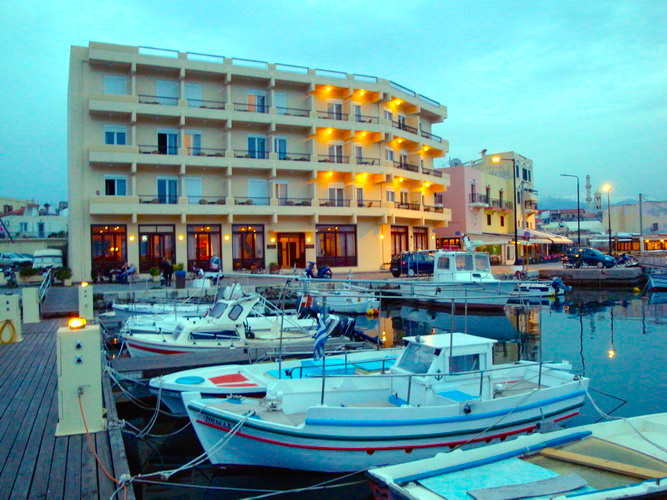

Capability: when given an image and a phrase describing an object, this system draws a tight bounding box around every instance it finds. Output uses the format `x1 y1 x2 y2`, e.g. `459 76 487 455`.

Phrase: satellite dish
449 158 463 167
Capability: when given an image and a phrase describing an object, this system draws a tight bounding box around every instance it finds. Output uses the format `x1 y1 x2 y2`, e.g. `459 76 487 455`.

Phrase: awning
520 228 573 245
468 233 513 245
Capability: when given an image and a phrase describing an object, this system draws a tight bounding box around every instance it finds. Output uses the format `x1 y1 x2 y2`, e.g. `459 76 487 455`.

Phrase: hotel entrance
277 233 306 268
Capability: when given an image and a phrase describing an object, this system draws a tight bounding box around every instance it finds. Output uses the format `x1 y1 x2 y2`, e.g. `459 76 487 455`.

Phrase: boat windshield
396 343 437 373
455 254 474 271
474 254 491 272
208 302 228 318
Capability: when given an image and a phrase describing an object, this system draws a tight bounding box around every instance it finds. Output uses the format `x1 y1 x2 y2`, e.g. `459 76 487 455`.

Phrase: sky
1 0 665 207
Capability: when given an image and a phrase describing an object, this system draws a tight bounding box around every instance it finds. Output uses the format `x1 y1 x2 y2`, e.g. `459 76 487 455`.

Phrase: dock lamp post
492 155 519 265
602 184 612 255
560 174 581 246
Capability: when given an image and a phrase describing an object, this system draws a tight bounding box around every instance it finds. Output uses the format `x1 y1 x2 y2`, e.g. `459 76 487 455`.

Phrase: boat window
450 354 480 373
190 330 240 340
455 254 474 271
208 302 228 318
437 257 450 270
474 254 491 272
423 253 435 264
396 343 437 373
228 304 244 321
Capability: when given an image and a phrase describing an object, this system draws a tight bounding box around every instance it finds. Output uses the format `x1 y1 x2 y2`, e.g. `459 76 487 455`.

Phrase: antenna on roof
449 158 463 167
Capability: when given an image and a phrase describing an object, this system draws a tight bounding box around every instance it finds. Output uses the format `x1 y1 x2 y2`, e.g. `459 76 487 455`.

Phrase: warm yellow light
178 234 184 241
423 146 430 151
80 282 89 288
397 138 403 143
224 235 230 241
326 86 332 91
431 235 435 239
608 349 616 359
270 237 276 243
328 171 334 176
68 317 87 330
306 236 312 243
361 173 368 178
361 132 367 136
394 99 401 105
398 177 404 183
602 184 612 192
492 155 501 163
424 182 431 187
129 235 135 241
359 90 365 95
327 128 333 134
379 234 384 240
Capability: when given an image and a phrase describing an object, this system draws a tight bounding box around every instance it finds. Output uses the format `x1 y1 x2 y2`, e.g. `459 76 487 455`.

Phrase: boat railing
255 294 314 335
253 342 372 364
38 268 53 303
278 353 397 380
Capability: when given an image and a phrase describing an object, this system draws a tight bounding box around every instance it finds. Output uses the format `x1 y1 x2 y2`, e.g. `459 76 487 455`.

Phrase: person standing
160 257 174 287
209 253 221 272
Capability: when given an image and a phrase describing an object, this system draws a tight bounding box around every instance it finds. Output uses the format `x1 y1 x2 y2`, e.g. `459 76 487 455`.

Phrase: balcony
318 154 349 164
276 107 309 117
392 121 418 135
277 197 312 206
188 196 226 205
355 199 382 208
317 111 349 121
320 199 351 207
138 194 178 204
420 130 442 143
234 149 269 159
353 114 379 124
421 166 443 178
138 144 178 155
354 156 380 166
277 152 310 161
234 197 270 205
187 98 226 110
423 204 444 213
186 147 226 157
393 201 421 211
469 193 489 207
393 160 419 173
525 200 539 212
138 94 178 106
233 103 269 113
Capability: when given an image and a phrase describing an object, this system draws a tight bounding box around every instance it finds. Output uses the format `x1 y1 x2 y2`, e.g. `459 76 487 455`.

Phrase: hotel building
67 42 450 281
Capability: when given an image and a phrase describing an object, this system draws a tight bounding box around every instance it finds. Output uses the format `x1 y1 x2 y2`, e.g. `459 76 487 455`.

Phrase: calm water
125 290 667 498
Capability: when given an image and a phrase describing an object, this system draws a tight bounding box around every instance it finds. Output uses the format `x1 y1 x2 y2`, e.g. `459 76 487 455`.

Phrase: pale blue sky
1 0 665 206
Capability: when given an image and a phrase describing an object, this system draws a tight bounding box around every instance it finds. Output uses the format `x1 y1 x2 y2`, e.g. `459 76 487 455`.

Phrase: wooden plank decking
0 319 135 499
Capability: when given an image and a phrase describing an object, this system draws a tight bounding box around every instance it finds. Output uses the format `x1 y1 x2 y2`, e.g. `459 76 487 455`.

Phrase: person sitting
117 263 137 284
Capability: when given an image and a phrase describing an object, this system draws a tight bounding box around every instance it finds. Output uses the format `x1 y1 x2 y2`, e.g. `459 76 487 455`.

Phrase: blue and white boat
183 332 588 472
648 271 667 292
367 412 667 500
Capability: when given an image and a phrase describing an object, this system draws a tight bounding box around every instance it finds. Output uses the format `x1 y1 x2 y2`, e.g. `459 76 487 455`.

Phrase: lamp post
560 174 581 246
602 184 612 255
492 155 519 265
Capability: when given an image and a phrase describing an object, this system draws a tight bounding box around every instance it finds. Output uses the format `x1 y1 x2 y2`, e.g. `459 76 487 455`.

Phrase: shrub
55 267 72 281
19 265 40 278
173 263 184 271
148 266 160 277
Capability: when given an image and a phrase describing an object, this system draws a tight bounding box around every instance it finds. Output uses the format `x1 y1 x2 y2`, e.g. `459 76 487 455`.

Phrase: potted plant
173 263 184 272
18 265 42 283
268 262 280 274
148 266 160 282
55 267 73 286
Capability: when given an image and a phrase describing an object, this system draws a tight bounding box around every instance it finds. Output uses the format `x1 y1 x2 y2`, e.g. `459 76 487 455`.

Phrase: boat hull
648 274 667 291
397 281 516 309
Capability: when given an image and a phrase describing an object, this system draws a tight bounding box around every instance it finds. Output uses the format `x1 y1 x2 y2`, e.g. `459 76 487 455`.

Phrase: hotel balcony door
278 233 305 268
139 224 175 273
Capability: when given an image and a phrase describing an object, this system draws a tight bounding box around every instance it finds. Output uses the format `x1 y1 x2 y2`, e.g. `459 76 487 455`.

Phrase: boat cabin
432 251 496 282
390 333 497 406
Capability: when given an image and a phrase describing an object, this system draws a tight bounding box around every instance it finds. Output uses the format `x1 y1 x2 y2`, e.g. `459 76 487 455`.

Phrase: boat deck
0 319 135 499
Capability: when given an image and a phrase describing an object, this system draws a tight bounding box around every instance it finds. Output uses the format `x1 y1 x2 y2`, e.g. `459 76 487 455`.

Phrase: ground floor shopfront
81 219 438 281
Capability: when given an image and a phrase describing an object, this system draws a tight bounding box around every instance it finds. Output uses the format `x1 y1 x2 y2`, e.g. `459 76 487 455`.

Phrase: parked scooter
2 267 17 288
616 253 639 267
305 262 332 279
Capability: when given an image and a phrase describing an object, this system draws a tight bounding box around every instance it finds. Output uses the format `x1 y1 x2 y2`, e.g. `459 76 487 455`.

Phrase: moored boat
648 271 667 292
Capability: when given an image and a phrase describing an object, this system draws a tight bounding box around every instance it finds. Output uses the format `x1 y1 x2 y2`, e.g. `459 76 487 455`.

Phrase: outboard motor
331 317 357 338
551 277 572 293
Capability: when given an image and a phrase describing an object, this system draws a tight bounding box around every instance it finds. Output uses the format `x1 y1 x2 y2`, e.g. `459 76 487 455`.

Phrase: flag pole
320 296 327 405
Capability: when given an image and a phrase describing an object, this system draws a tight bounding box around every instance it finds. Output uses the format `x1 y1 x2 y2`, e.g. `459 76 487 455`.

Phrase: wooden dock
0 319 135 499
41 287 79 317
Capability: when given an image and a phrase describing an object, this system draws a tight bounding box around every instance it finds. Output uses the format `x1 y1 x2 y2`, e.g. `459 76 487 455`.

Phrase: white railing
38 269 53 302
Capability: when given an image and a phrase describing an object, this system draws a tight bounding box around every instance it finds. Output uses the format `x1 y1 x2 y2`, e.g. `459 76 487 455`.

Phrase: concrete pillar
78 283 94 321
0 294 22 343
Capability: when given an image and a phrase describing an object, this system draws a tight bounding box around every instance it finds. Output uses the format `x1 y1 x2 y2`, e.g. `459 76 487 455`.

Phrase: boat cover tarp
467 472 588 500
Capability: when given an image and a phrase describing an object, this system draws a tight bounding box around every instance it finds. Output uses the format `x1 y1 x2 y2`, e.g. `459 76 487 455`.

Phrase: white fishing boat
183 332 588 472
112 301 212 316
367 412 667 500
299 283 380 314
150 348 399 415
121 294 354 357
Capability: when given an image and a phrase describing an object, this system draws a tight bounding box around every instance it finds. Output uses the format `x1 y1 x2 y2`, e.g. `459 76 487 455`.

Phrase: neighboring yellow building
68 42 450 281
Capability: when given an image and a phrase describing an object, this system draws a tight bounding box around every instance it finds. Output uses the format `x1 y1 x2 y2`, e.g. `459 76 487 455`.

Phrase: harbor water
125 290 667 498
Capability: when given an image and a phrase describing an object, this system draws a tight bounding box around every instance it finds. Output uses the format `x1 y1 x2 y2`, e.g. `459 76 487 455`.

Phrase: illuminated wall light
80 282 89 288
327 128 333 134
129 235 135 241
423 146 430 151
394 99 401 105
224 235 230 241
328 171 334 177
361 132 367 136
306 236 312 243
178 234 184 241
326 86 332 91
359 90 365 95
397 138 403 143
398 177 404 183
379 234 384 240
270 237 276 243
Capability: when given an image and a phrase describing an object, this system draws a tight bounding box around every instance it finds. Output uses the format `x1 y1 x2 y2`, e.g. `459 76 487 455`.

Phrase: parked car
390 250 436 277
562 247 616 269
0 252 32 268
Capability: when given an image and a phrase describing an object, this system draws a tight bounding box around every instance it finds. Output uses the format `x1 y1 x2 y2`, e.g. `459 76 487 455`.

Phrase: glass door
248 136 267 159
277 233 306 268
139 225 175 273
185 83 203 107
274 137 287 160
157 130 179 155
157 178 178 204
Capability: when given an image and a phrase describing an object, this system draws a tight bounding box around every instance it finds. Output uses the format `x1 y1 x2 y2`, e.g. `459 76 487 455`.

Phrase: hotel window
328 184 345 207
274 137 287 160
232 225 265 270
103 75 127 95
91 225 127 277
391 226 408 256
353 144 363 163
384 109 393 121
184 131 202 155
156 80 179 105
157 177 179 204
385 148 394 162
327 101 343 119
352 104 362 122
356 187 364 205
500 215 505 227
185 82 203 107
157 129 179 155
327 143 343 163
104 125 127 145
386 189 395 202
248 136 267 159
104 176 127 196
247 90 267 113
316 224 357 267
187 225 221 272
400 190 409 204
139 225 175 273
274 180 288 204
414 227 428 251
487 214 492 225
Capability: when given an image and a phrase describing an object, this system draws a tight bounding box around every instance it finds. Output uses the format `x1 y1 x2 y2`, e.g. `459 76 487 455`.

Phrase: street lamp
492 155 519 265
602 184 612 255
560 174 581 246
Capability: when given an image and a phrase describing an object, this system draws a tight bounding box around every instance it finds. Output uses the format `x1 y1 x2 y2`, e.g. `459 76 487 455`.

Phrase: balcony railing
318 154 349 164
525 200 539 210
276 106 310 117
393 160 419 172
354 156 380 166
234 149 269 159
277 152 310 161
393 201 421 211
320 199 351 207
392 121 418 134
233 103 269 113
469 193 489 204
488 198 500 208
138 194 178 204
421 166 443 178
187 147 226 157
420 130 442 143
317 110 348 121
187 98 226 109
139 144 178 155
503 201 514 210
356 199 381 208
423 205 444 213
353 114 379 124
234 197 270 206
138 94 178 106
188 196 226 205
277 198 312 206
